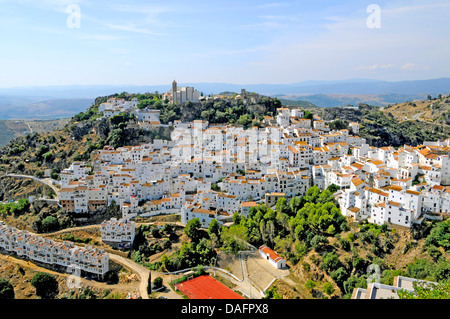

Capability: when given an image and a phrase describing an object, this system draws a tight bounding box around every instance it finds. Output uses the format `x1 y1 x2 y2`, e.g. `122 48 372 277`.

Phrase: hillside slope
383 95 450 125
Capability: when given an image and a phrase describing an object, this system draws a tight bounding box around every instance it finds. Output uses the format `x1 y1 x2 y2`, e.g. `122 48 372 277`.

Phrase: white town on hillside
57 84 450 234
3 82 449 290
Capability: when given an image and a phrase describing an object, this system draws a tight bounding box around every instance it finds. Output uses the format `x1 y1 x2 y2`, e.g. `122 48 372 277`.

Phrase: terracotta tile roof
259 245 284 263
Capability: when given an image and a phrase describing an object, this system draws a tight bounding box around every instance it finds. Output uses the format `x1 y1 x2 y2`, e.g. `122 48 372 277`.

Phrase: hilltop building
164 80 200 104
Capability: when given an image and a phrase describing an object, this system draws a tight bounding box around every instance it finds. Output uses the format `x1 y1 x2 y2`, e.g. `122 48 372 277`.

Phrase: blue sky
0 0 449 87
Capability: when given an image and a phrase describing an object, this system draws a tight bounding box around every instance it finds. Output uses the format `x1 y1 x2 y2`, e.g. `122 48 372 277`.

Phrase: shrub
0 279 14 299
31 272 59 299
153 277 163 289
305 280 316 291
323 282 335 295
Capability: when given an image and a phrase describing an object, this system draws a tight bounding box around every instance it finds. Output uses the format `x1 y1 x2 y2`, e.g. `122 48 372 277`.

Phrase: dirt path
24 122 33 134
108 254 150 299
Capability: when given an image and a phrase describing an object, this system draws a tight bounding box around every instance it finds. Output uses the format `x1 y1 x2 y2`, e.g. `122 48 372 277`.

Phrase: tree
425 219 450 252
323 282 335 296
153 277 163 290
31 272 59 299
237 114 252 128
343 275 367 296
327 225 336 235
289 197 301 215
208 219 220 238
35 171 44 178
327 184 339 194
184 218 202 243
304 111 313 120
0 279 14 299
398 281 450 299
232 212 241 225
43 152 53 163
305 280 316 291
161 254 169 271
41 216 59 233
329 119 348 131
321 252 342 273
330 267 348 288
310 235 329 252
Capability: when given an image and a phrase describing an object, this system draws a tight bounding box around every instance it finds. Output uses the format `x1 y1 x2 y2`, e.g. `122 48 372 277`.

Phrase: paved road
2 174 60 197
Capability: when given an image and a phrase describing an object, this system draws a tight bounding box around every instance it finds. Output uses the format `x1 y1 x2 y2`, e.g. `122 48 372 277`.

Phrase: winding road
1 174 60 197
108 254 150 299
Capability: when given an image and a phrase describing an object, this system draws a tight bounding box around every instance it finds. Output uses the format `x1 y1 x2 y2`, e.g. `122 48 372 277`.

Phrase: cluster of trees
425 219 450 253
72 106 100 122
220 186 346 261
156 219 218 272
398 281 450 299
132 219 221 273
305 216 450 299
198 97 281 127
0 125 77 178
328 119 349 131
0 198 30 217
131 224 180 267
92 91 283 127
31 202 74 234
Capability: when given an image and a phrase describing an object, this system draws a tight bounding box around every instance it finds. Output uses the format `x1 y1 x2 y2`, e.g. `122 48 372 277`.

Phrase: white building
259 245 286 269
0 221 109 278
100 217 136 245
353 276 438 299
165 80 200 104
180 207 223 228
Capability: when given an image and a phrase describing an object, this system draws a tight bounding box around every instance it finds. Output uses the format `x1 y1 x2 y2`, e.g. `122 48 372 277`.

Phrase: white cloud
401 63 430 71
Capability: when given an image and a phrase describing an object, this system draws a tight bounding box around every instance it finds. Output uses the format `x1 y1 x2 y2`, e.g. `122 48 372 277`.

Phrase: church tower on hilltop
172 80 178 104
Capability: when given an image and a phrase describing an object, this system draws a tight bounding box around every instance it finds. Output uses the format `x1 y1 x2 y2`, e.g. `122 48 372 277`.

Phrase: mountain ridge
0 77 448 98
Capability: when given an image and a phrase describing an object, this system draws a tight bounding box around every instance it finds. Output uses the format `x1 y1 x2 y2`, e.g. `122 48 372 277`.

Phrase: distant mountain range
0 96 94 120
0 78 448 119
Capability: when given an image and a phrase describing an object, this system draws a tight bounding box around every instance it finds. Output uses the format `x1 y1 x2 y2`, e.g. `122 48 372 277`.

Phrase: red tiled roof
259 245 284 263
